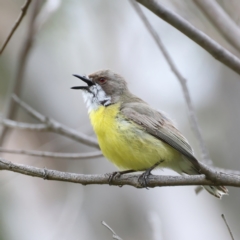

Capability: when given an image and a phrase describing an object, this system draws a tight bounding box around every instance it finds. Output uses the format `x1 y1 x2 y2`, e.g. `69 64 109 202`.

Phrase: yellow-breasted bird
72 69 227 198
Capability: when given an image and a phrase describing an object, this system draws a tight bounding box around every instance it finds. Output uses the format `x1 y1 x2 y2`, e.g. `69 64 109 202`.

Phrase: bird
71 69 228 198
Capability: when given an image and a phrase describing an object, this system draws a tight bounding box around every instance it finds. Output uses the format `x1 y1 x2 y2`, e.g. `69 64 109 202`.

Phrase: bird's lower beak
71 74 95 90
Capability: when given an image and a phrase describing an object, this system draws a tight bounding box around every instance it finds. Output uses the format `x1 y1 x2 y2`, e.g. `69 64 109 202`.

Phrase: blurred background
0 0 240 239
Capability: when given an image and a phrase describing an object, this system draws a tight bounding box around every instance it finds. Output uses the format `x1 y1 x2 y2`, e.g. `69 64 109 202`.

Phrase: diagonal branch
221 214 235 240
0 0 42 145
136 0 240 76
0 147 102 159
1 157 240 188
0 0 32 54
130 0 211 164
194 0 240 53
5 95 99 149
0 117 99 149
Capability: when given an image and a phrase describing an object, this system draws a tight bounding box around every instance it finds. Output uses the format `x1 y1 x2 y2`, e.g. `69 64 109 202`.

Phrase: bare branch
0 0 42 145
0 0 62 144
0 147 102 159
130 0 211 165
0 117 99 149
102 221 123 240
214 167 240 176
195 161 238 193
0 119 47 131
194 0 240 52
196 164 240 195
0 0 32 54
1 157 240 188
221 214 235 240
136 0 240 76
6 95 100 149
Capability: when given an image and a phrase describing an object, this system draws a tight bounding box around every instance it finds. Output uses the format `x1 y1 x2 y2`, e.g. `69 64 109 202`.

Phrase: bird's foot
108 169 136 185
138 160 164 188
138 169 153 189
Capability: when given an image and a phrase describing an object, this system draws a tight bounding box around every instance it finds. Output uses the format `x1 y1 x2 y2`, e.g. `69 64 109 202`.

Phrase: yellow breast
89 104 181 171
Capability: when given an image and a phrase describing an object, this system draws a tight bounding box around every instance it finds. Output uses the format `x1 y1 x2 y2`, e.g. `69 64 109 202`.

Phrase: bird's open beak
71 74 95 90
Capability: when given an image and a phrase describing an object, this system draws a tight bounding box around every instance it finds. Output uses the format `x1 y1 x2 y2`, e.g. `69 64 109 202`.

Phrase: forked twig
6 95 100 149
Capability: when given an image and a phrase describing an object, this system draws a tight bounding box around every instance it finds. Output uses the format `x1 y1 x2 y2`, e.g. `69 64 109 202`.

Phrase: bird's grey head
71 69 128 112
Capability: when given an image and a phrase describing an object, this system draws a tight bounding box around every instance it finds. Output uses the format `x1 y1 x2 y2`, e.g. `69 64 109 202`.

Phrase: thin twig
5 95 99 149
136 0 240 76
221 214 235 240
194 0 240 53
0 117 99 149
0 147 102 159
0 0 42 145
0 157 240 188
102 221 123 240
130 0 211 164
0 0 32 54
0 119 47 131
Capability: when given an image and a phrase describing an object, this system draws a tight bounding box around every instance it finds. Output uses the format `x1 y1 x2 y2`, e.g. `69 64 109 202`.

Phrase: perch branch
1 157 240 188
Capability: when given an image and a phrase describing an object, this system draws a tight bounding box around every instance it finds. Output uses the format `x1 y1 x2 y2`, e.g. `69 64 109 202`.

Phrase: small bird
72 69 227 198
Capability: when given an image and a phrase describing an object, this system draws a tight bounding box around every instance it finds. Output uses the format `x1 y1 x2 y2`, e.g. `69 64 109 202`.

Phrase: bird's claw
108 171 121 185
138 170 152 189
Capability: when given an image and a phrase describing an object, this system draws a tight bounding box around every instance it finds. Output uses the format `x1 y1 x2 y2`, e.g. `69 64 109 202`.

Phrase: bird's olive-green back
120 101 200 170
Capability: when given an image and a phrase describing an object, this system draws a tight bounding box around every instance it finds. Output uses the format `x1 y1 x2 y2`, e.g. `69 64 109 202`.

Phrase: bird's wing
120 102 198 163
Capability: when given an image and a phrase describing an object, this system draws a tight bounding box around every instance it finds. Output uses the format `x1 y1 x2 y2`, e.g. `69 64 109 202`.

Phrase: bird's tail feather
178 156 228 198
203 185 228 199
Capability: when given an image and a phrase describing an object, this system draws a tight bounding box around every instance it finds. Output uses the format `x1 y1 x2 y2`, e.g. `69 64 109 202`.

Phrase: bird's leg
108 169 136 185
138 160 164 188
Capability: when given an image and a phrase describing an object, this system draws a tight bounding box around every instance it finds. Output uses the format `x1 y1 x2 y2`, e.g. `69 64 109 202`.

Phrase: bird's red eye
98 77 107 84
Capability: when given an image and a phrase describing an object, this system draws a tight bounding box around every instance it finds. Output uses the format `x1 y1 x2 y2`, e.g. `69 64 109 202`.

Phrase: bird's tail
178 156 228 199
203 185 228 199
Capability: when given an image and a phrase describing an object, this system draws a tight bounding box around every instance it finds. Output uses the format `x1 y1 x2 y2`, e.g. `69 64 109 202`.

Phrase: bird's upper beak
71 74 95 90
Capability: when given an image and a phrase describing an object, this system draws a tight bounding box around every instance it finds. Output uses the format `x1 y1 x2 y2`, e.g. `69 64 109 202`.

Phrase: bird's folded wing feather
120 102 198 164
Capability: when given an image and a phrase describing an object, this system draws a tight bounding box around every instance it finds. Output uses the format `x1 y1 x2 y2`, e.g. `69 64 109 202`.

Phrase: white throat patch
82 84 112 112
